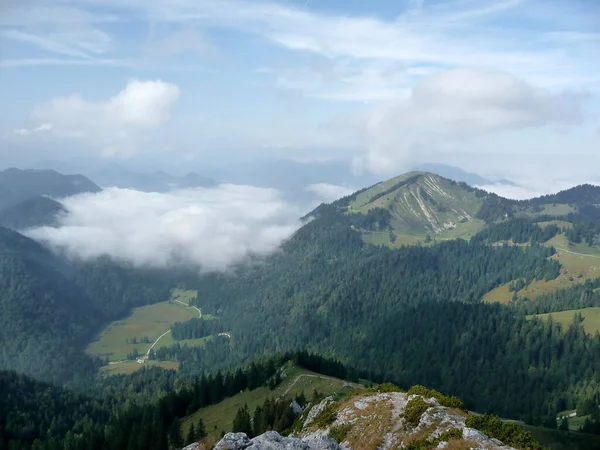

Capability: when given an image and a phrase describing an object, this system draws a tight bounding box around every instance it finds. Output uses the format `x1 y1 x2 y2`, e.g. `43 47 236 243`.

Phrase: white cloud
305 183 354 202
32 79 180 128
106 79 181 125
26 185 301 271
475 184 545 200
17 79 181 156
13 123 53 136
349 68 586 174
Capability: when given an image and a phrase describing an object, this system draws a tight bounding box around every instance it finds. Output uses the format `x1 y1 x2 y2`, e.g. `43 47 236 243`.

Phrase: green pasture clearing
361 230 422 247
527 307 600 335
171 288 198 305
484 235 600 303
537 220 573 230
436 219 485 241
482 282 514 304
520 204 577 218
153 333 212 351
86 300 199 362
181 364 364 439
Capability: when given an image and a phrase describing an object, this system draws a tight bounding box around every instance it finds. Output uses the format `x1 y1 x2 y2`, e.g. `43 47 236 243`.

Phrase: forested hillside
0 226 182 383
164 177 600 426
2 171 600 447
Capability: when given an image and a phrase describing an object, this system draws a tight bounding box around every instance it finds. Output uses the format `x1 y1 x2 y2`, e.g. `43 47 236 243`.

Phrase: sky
2 0 600 270
1 0 600 186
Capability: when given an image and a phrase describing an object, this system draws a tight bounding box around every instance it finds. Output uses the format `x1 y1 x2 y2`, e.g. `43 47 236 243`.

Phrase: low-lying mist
26 185 302 271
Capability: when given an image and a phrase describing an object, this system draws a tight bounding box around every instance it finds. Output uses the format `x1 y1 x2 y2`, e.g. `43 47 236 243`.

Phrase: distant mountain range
0 168 100 211
33 160 217 192
0 168 99 230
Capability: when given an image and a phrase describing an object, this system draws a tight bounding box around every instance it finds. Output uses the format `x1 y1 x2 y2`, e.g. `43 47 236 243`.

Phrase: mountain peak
344 171 482 235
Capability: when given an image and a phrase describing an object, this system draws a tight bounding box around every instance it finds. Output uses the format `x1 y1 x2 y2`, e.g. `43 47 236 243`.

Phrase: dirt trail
557 247 600 260
279 373 362 399
173 299 202 318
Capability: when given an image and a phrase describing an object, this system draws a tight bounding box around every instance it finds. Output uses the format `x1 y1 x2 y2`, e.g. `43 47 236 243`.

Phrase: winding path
109 297 204 366
556 247 600 260
279 374 362 399
173 299 202 318
137 330 171 363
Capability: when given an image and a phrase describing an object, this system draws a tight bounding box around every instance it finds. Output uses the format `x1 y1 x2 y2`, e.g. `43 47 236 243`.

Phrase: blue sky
1 0 599 188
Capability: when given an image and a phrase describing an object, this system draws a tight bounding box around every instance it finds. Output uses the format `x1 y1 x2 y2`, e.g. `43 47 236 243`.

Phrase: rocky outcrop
213 430 342 450
212 392 522 450
300 392 517 450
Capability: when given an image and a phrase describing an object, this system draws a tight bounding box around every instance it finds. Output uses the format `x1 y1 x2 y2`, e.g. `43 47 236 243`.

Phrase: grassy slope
86 290 201 363
526 307 600 335
348 172 483 237
181 364 365 438
517 204 577 219
483 234 600 303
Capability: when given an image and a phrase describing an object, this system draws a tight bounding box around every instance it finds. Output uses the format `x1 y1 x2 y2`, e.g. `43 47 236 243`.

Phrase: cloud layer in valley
27 185 301 271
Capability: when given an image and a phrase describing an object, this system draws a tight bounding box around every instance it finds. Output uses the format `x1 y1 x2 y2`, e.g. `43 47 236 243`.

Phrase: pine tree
232 404 253 437
185 423 196 445
196 418 207 439
559 417 569 431
168 418 183 449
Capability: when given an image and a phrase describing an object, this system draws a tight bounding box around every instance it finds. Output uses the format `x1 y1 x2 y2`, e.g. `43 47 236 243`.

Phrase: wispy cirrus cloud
1 28 112 59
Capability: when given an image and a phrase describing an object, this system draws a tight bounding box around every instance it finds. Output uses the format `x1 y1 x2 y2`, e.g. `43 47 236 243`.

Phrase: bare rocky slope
185 391 522 450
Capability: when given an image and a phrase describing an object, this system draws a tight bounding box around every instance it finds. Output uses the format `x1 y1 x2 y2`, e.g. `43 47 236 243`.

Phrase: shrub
404 397 430 427
329 423 352 442
378 382 403 393
407 385 466 411
465 414 543 450
404 428 463 450
438 428 462 441
314 402 338 427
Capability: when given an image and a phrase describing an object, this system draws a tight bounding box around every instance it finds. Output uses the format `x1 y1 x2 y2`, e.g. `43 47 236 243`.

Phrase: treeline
566 220 600 247
1 352 352 449
512 279 600 315
170 318 223 341
471 219 559 245
0 225 190 384
346 207 391 231
232 394 307 438
181 211 596 424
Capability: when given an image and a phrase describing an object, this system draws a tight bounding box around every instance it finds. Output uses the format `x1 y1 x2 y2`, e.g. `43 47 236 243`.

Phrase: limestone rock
291 400 303 415
214 432 251 450
213 431 343 450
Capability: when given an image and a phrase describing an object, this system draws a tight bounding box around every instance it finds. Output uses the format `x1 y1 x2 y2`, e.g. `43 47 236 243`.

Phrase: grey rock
214 431 343 450
462 427 488 442
214 432 251 450
291 400 303 415
181 443 202 450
